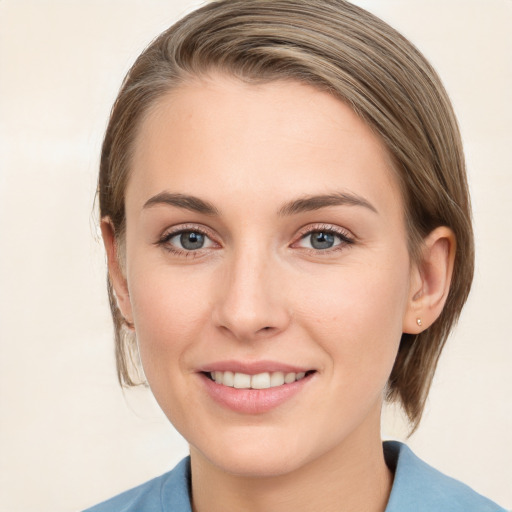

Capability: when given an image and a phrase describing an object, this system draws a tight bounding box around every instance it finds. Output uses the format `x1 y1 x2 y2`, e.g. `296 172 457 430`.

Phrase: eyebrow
143 192 219 215
277 192 378 216
142 191 377 217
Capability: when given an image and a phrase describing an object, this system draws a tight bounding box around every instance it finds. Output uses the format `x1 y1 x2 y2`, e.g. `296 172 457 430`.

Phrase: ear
403 226 456 334
100 218 134 327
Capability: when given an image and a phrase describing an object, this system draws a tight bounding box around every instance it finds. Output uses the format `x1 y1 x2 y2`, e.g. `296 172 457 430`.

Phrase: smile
200 365 316 414
208 370 311 389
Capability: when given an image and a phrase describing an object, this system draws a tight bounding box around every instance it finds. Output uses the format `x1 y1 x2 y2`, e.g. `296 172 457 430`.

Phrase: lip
198 360 316 414
199 359 311 375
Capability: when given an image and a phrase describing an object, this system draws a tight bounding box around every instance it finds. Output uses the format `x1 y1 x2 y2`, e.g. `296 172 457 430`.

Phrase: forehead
127 74 402 217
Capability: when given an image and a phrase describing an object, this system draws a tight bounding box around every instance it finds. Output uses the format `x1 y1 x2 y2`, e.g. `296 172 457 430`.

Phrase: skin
103 74 455 512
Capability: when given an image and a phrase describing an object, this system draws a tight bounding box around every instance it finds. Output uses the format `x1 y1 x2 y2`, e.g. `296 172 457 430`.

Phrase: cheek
125 265 216 431
293 256 410 378
126 262 213 377
128 238 214 326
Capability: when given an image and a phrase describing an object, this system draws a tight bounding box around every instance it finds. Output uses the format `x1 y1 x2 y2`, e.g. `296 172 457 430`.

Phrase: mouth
198 361 317 413
204 370 316 389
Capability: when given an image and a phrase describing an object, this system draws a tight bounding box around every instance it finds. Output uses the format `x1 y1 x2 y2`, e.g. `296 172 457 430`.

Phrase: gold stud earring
416 318 422 327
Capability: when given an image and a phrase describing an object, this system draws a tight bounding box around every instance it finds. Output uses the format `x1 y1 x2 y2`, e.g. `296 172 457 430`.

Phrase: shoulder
384 441 507 512
82 457 192 512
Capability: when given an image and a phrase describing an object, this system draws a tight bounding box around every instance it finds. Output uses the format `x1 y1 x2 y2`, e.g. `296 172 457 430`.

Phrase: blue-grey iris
181 232 205 250
310 232 335 249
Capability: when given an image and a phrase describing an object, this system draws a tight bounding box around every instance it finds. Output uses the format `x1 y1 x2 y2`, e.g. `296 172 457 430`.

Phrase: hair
98 0 474 431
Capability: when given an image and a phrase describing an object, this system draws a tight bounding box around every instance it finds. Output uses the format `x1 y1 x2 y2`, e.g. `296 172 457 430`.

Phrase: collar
161 441 505 512
383 441 505 511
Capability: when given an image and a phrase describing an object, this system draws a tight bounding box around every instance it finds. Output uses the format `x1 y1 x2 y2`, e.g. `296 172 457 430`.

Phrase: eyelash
155 223 355 257
293 224 355 253
156 224 218 258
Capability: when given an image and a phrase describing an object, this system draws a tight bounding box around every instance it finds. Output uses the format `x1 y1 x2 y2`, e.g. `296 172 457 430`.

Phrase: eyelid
156 223 221 253
155 222 354 255
291 223 355 250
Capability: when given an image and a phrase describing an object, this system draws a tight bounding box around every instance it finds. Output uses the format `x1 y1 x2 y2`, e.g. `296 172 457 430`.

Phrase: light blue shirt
83 441 507 511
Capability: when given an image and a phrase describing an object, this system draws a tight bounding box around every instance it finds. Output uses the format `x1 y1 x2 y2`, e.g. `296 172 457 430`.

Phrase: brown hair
98 0 474 431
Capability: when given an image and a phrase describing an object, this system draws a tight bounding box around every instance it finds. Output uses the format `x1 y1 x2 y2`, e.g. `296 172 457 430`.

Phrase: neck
190 420 393 512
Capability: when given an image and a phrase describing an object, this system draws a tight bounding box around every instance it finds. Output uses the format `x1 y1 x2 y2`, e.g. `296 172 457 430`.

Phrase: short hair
98 0 474 431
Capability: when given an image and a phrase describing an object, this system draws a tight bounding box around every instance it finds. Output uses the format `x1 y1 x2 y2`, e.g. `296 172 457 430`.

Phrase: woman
85 0 507 510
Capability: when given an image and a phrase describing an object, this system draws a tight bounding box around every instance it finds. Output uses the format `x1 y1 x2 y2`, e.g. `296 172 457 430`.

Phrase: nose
211 247 291 342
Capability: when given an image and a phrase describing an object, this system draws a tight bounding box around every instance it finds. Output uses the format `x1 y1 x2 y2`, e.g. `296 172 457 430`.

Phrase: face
116 75 419 477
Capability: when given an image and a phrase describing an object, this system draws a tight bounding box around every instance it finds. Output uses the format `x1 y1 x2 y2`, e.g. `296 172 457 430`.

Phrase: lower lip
200 373 314 414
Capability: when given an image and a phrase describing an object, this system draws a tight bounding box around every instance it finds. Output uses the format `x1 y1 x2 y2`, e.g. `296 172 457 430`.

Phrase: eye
171 231 209 250
158 228 217 254
303 231 338 250
295 226 354 251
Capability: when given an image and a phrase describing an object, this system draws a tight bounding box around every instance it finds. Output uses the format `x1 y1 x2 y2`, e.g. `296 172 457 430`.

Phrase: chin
188 430 297 477
190 425 330 479
208 450 304 479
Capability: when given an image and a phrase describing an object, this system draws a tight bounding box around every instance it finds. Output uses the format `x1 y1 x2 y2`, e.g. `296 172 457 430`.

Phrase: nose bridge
213 242 289 340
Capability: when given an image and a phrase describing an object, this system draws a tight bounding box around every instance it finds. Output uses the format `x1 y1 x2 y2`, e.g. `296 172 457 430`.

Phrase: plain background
0 1 511 511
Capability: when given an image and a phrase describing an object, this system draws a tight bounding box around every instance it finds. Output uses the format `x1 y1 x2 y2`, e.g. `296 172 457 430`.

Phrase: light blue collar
162 441 507 511
383 441 506 511
84 440 507 511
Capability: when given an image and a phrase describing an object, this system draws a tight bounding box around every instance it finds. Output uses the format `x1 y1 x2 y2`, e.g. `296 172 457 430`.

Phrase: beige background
0 1 511 511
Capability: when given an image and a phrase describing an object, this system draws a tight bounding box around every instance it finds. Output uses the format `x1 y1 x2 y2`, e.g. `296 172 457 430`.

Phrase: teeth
233 372 251 389
223 371 234 387
270 372 285 387
209 370 309 389
251 372 271 389
284 372 296 384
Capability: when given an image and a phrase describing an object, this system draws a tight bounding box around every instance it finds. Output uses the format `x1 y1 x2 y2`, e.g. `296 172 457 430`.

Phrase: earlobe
100 218 134 327
403 226 456 334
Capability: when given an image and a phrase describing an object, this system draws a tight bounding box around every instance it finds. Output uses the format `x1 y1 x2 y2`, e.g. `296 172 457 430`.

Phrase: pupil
311 232 334 250
180 232 204 250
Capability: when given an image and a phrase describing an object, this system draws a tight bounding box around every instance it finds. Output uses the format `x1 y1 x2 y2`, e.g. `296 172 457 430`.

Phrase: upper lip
199 360 313 375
